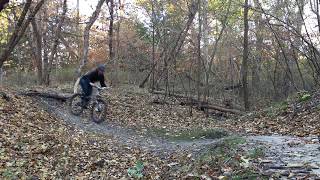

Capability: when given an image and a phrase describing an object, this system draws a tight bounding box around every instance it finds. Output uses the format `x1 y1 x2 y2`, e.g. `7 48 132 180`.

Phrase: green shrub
299 93 311 102
198 136 246 165
127 161 144 178
247 147 265 159
232 169 267 180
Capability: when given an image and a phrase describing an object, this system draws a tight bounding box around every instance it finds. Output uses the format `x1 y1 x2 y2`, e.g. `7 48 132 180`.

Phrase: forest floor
0 84 320 179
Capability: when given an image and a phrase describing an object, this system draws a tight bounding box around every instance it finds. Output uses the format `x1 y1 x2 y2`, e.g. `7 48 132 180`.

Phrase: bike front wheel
69 93 84 116
91 99 107 123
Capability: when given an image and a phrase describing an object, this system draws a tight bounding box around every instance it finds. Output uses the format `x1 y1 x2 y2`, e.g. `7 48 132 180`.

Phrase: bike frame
90 86 103 104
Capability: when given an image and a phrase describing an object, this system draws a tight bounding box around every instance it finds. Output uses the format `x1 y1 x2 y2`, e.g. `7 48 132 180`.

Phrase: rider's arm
99 75 107 87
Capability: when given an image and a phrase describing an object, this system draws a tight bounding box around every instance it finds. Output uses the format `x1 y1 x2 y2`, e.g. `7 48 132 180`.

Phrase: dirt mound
220 91 320 137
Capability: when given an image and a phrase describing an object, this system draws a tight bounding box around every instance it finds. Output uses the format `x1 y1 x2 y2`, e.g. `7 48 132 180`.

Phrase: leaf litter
0 87 198 179
1 85 320 179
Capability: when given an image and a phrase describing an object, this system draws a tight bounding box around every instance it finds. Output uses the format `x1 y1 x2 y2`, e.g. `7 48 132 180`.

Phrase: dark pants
79 77 92 106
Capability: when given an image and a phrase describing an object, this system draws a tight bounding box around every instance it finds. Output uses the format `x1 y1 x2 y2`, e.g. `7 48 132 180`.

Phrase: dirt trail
246 135 320 178
34 97 320 178
36 97 221 155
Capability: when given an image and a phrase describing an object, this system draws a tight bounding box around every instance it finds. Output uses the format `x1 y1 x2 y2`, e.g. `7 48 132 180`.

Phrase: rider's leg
80 78 92 107
85 84 92 106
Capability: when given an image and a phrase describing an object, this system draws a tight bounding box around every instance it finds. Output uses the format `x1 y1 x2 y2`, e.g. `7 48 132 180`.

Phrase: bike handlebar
90 83 111 91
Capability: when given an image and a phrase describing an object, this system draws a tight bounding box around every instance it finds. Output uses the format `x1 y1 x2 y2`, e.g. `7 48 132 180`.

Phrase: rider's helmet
97 64 105 74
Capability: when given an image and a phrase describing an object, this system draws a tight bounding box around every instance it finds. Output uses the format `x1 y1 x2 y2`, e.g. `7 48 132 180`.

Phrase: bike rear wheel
69 93 84 116
91 99 107 123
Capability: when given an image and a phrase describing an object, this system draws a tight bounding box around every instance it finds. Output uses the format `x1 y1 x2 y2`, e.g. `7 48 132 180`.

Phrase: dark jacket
82 69 107 87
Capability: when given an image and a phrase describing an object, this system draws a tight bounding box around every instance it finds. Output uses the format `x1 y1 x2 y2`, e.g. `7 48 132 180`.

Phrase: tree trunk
43 0 67 86
108 0 114 60
197 0 202 102
108 0 116 83
151 0 155 91
0 0 45 68
114 1 122 85
252 0 262 96
140 1 198 88
0 67 3 85
77 0 108 76
317 0 320 33
76 0 81 64
31 18 43 85
42 39 49 85
242 0 250 111
203 0 231 110
202 0 209 108
0 0 32 67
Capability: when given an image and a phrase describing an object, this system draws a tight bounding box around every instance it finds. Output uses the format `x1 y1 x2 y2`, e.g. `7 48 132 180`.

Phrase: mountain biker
79 64 108 108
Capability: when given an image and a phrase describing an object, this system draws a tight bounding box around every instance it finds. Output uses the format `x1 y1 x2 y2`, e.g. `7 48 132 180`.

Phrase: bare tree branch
0 0 45 68
77 0 109 76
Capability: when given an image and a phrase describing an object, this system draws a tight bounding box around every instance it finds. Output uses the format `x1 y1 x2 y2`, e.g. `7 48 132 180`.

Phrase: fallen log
180 101 243 115
224 83 242 90
20 90 72 101
152 90 187 99
151 90 244 115
185 74 242 91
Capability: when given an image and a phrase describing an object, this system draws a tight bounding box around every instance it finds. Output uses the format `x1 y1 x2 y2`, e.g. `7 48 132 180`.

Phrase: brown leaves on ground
106 86 220 133
219 92 320 137
104 86 320 137
0 87 193 179
2 84 319 178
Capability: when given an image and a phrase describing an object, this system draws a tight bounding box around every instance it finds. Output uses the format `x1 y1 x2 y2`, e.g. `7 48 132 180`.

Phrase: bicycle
69 84 109 123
